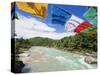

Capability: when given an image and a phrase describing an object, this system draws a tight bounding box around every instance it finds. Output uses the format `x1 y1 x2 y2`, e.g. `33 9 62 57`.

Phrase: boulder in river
13 61 25 73
84 56 97 64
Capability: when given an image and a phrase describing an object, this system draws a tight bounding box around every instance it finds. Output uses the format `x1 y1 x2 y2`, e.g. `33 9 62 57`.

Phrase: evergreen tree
12 12 19 20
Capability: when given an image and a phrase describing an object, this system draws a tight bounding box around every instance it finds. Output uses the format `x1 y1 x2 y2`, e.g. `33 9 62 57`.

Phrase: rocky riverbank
18 46 97 72
50 47 97 65
14 61 25 73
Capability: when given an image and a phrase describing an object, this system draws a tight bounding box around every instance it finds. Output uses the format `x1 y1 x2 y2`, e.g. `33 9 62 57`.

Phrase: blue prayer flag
51 6 72 25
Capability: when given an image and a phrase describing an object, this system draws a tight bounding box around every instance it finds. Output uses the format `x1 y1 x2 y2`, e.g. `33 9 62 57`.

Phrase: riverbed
19 46 97 73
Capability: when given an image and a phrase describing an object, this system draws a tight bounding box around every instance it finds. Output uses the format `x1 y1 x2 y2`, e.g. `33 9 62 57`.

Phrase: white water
19 46 97 73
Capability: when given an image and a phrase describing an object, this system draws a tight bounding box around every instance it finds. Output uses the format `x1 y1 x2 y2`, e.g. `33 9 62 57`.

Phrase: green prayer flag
80 26 96 33
83 7 97 24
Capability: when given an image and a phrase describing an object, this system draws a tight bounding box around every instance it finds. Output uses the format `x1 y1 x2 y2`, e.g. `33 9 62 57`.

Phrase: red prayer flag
74 21 92 33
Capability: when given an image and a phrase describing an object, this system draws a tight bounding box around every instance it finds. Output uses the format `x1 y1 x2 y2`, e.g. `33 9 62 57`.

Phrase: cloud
13 13 76 39
15 16 56 32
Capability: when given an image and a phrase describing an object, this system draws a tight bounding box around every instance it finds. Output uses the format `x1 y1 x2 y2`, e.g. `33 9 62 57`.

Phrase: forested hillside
15 31 97 54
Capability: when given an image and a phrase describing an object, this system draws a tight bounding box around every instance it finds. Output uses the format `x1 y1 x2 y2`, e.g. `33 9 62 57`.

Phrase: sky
14 3 89 33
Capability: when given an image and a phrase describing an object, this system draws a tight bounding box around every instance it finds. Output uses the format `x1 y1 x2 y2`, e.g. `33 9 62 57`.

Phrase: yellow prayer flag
16 2 48 18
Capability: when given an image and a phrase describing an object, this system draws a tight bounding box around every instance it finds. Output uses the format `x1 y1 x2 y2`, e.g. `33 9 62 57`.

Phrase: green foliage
12 12 19 20
15 32 97 54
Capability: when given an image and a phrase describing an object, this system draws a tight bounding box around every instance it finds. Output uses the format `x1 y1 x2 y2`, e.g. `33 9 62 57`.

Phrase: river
19 46 97 73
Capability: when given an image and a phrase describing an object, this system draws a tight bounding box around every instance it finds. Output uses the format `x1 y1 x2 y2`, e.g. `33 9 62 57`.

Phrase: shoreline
18 46 97 73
